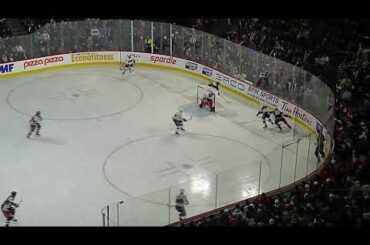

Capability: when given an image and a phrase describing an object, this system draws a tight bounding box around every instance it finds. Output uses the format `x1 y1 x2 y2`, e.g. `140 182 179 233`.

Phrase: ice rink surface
0 66 318 226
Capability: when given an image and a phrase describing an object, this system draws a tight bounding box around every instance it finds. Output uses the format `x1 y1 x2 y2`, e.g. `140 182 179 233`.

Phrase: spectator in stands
14 43 27 60
2 53 8 63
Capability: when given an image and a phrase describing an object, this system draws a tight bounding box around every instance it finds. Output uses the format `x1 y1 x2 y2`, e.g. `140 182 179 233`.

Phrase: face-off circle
103 132 271 205
7 74 144 120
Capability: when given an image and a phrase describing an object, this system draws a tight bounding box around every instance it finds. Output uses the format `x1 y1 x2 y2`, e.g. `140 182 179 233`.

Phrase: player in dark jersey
257 104 274 128
315 133 326 163
208 81 220 95
175 189 189 220
273 108 292 131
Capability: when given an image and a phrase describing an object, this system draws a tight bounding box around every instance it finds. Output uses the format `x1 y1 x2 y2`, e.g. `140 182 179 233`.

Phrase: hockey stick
239 120 261 124
186 115 193 121
218 93 231 103
17 198 23 206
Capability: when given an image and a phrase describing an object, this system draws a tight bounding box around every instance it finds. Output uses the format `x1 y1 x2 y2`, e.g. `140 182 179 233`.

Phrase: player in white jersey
175 188 189 220
172 110 188 135
121 54 135 75
27 111 43 138
257 104 274 128
1 191 19 227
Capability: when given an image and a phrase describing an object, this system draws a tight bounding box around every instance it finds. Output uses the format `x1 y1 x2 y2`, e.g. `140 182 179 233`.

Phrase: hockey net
196 85 216 112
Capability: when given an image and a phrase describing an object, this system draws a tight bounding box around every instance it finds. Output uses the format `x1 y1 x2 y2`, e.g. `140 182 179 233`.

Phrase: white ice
0 66 318 226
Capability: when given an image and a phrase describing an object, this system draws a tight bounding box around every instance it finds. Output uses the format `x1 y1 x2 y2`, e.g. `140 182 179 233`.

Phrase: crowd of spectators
0 18 369 226
1 18 116 62
0 18 51 63
20 18 79 34
178 19 370 90
0 36 27 63
20 19 46 34
0 19 12 38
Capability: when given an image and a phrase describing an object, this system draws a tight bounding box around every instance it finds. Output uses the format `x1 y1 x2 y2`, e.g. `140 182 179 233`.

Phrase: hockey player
175 188 189 220
199 92 215 112
256 103 268 117
315 133 326 163
273 108 292 131
172 110 188 135
208 81 220 95
121 54 135 75
27 111 43 138
258 104 274 128
1 191 19 227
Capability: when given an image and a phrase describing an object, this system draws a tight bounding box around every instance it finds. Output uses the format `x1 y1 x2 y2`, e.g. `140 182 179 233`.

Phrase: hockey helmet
180 188 185 194
36 111 41 115
11 191 16 196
